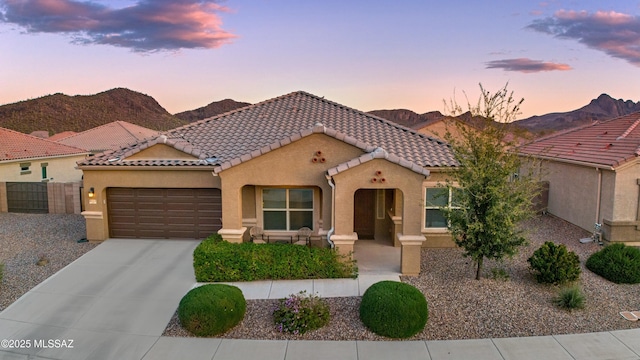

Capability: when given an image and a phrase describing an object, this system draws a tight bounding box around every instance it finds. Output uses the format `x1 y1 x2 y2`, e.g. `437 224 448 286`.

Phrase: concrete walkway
0 239 638 360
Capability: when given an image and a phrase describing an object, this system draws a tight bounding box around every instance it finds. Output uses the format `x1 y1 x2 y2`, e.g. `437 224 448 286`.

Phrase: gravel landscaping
164 214 640 340
1 213 637 341
0 213 97 311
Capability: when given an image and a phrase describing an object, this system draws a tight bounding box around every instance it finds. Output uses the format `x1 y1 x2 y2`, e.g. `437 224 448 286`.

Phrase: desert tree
441 83 540 280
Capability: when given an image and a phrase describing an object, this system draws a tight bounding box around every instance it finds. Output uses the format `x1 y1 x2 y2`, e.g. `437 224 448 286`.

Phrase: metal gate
6 182 49 213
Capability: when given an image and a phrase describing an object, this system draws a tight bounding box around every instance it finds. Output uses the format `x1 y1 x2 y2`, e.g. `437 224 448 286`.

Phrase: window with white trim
19 162 31 175
263 188 313 230
41 163 48 180
425 187 460 229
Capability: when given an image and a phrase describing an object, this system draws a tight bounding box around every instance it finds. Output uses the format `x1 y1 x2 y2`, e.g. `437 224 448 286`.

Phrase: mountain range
174 98 251 123
0 88 637 137
368 94 640 134
514 94 640 132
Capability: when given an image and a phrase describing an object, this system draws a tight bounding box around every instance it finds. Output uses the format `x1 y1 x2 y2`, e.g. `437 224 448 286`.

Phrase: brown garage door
107 188 221 239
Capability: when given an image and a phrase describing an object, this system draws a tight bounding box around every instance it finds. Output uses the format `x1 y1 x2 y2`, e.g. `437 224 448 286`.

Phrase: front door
354 189 375 239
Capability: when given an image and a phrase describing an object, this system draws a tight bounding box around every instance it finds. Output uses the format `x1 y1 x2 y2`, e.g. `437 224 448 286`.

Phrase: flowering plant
272 291 329 334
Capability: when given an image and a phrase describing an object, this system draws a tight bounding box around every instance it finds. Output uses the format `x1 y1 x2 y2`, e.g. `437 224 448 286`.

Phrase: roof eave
519 152 616 170
78 163 219 171
0 152 90 164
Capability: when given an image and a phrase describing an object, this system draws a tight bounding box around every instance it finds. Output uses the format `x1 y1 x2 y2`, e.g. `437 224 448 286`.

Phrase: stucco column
333 186 355 236
398 234 426 276
391 215 402 247
0 182 7 212
331 233 358 258
82 185 107 241
219 181 246 243
401 186 423 236
82 211 106 241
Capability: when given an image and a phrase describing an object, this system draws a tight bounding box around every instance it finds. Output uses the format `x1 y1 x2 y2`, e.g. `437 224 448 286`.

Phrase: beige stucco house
0 127 88 213
519 112 640 245
78 92 459 274
56 121 159 153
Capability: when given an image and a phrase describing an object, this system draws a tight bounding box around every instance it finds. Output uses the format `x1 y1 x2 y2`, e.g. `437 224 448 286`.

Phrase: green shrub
359 281 428 338
553 285 585 310
193 234 357 282
178 284 246 336
272 291 330 334
527 241 581 284
586 243 640 284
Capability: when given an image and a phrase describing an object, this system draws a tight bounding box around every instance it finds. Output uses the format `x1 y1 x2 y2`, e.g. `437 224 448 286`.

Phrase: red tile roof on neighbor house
0 127 88 162
57 121 159 152
79 91 458 170
519 111 640 168
47 131 77 141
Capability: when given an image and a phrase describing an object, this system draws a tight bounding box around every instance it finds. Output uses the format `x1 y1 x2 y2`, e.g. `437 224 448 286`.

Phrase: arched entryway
353 188 401 274
353 188 395 244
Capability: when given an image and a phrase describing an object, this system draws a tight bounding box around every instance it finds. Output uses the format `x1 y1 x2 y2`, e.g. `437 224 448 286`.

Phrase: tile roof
0 127 88 162
57 121 159 152
48 131 77 141
327 147 431 177
518 111 640 168
79 91 458 169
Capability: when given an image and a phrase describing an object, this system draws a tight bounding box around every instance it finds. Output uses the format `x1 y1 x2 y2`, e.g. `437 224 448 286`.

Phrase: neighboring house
417 116 530 145
0 127 88 213
416 117 479 142
519 111 640 245
78 92 458 275
48 131 77 141
57 121 159 153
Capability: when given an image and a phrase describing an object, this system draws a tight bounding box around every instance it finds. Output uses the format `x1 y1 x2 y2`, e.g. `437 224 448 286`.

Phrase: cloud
486 58 572 73
0 0 236 52
527 10 640 66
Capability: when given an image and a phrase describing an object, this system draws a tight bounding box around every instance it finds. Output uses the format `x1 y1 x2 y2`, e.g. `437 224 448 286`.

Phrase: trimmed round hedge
359 281 428 338
586 243 640 284
178 284 246 336
528 241 581 284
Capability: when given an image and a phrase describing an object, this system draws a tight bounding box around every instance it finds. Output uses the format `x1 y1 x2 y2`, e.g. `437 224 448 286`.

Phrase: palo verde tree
441 83 540 280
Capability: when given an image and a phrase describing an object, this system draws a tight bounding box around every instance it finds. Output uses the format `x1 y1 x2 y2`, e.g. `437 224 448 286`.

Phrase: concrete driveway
0 239 200 360
2 238 639 360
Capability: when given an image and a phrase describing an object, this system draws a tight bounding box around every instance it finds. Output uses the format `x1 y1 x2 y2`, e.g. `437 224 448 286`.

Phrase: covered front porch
214 132 430 275
354 237 401 275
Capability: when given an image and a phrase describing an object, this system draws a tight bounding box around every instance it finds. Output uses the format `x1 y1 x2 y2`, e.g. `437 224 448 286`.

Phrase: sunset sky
1 0 639 119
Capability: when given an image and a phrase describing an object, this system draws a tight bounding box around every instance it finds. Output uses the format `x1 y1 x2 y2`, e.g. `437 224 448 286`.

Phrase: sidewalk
208 273 400 300
0 238 638 360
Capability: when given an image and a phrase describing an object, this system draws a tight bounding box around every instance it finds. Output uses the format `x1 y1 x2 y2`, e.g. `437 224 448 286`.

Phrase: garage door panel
107 188 221 239
164 203 198 211
109 215 136 224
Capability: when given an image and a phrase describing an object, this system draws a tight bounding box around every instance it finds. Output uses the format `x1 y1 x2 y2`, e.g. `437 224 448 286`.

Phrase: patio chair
250 226 268 244
293 227 312 246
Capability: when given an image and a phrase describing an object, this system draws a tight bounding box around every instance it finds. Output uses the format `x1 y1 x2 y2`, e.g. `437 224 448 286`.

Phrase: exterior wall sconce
88 187 95 198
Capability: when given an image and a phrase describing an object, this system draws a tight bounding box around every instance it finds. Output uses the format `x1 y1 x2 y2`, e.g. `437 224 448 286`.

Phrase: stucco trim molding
330 233 358 257
330 233 358 244
214 123 378 174
80 211 103 220
602 218 640 244
397 234 427 246
398 233 426 276
327 147 430 178
218 227 247 243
